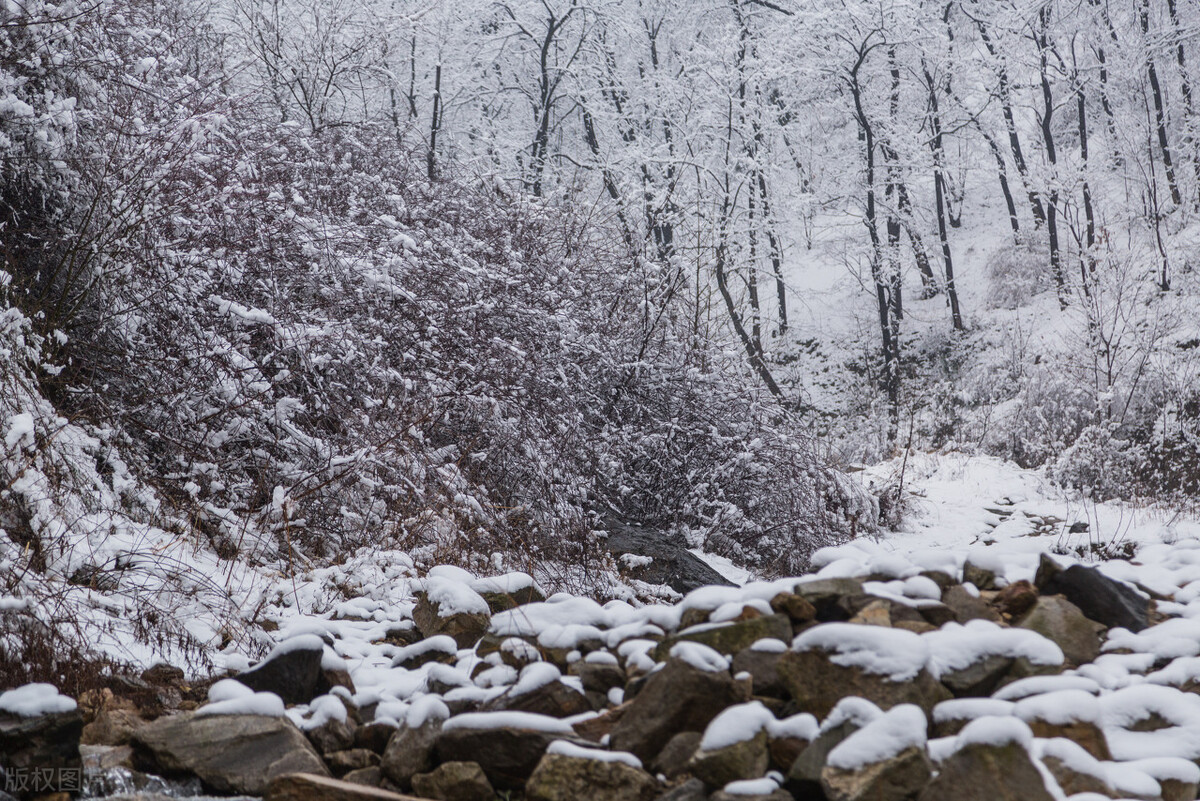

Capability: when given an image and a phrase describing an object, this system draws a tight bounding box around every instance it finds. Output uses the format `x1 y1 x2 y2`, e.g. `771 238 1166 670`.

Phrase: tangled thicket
0 0 869 631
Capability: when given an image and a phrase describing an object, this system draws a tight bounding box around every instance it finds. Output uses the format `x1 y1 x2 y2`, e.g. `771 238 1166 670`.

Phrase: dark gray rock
600 521 733 594
650 731 703 780
1041 564 1149 632
652 615 792 661
236 638 325 706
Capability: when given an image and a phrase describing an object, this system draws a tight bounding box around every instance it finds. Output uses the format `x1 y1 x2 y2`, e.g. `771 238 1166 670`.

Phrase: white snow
440 710 576 733
793 623 928 681
469 571 537 595
421 575 489 617
820 697 883 733
263 633 325 659
546 740 642 768
393 635 458 665
404 695 451 727
749 638 789 653
826 704 928 770
1014 690 1102 726
0 683 76 717
4 412 34 451
722 774 783 795
1100 685 1200 761
196 690 285 717
993 675 1102 701
953 717 1033 750
932 698 1015 724
509 662 562 697
765 712 820 742
923 620 1063 679
699 701 776 751
669 641 731 672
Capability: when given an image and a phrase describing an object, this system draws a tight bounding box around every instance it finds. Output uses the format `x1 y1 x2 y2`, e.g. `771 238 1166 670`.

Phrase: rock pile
11 554 1200 801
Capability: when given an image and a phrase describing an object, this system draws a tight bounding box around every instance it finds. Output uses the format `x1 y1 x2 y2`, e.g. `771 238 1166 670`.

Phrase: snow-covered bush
1048 424 1142 501
985 244 1053 310
0 0 864 627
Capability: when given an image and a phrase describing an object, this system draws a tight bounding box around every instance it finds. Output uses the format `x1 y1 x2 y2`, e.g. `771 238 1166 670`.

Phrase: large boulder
656 777 708 801
938 654 1015 698
785 698 881 798
131 712 329 795
731 646 788 699
650 731 703 779
380 719 441 789
918 721 1053 801
525 752 659 801
818 703 931 801
778 626 950 718
821 746 931 801
795 578 865 622
689 730 769 788
609 656 747 762
940 585 1001 624
483 666 591 719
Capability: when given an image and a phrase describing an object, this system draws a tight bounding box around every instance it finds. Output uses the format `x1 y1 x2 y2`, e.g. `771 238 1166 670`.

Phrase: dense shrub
0 0 865 618
985 243 1053 310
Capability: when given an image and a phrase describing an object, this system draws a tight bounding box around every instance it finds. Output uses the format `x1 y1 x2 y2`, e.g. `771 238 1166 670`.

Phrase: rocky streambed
4 550 1200 801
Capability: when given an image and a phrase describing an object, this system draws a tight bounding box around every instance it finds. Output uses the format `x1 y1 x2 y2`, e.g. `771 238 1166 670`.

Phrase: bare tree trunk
1086 0 1123 165
427 63 441 182
756 171 788 334
977 22 1047 228
1141 0 1183 207
850 46 900 438
1034 8 1065 305
1167 0 1200 207
923 57 964 330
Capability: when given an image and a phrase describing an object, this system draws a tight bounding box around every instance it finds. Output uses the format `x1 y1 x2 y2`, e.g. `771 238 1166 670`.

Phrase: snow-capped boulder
819 704 932 801
0 684 83 801
432 711 576 790
780 624 951 717
412 575 492 649
608 653 749 762
524 743 658 801
918 719 1053 801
